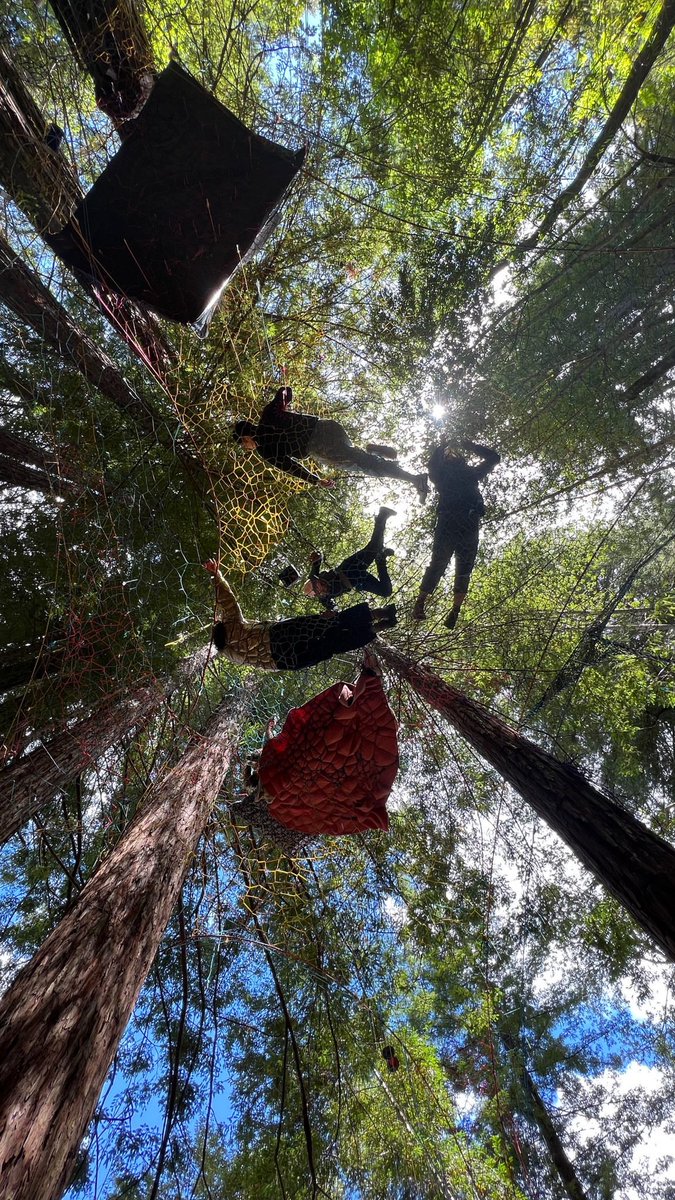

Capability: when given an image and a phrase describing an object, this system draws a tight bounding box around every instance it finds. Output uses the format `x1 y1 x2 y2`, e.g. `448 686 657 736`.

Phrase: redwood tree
378 641 675 963
0 683 250 1200
0 647 214 846
0 682 163 846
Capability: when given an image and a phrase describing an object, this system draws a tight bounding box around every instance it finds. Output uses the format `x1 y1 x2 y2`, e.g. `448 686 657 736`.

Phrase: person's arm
203 561 244 622
460 439 500 480
308 553 337 609
265 449 323 484
261 386 292 426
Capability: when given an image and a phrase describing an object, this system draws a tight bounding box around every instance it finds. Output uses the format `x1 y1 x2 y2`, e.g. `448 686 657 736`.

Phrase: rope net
0 1 673 1196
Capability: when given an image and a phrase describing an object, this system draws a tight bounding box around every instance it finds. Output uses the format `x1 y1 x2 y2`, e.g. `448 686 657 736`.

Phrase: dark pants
420 510 480 596
269 603 376 670
339 511 392 598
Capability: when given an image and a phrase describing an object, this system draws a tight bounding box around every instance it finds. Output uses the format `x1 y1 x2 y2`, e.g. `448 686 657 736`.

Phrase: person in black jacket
234 387 428 499
303 506 396 610
412 438 500 629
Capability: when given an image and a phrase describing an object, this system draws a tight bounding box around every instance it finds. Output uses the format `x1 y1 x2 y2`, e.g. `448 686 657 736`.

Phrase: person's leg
308 422 427 496
345 444 427 494
338 508 395 597
413 513 456 619
346 564 393 598
270 605 380 668
445 520 480 629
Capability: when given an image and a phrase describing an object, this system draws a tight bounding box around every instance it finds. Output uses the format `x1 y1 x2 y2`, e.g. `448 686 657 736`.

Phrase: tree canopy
0 0 673 1196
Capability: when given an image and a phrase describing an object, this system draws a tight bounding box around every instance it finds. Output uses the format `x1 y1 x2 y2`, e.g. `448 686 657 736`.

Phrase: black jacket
427 440 500 516
255 389 320 482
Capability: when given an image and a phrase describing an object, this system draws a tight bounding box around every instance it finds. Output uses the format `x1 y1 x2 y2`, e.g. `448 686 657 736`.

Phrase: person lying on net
412 437 500 629
234 386 428 500
303 506 396 611
204 560 397 669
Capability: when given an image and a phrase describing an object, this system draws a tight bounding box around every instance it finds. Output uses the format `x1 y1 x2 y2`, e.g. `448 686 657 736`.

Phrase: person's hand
309 550 322 564
319 477 335 488
203 559 219 575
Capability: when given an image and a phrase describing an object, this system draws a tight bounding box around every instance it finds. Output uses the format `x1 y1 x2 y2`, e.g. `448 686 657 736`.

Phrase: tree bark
0 640 65 695
0 455 76 497
0 425 83 497
518 0 675 251
0 44 81 235
0 646 217 843
0 232 203 487
377 641 675 962
0 232 161 432
0 683 163 845
519 1062 588 1200
48 0 155 124
0 685 249 1200
0 42 173 383
501 1031 589 1200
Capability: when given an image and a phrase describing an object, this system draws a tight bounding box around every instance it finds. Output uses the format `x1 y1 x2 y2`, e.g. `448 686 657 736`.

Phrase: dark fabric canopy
46 62 305 326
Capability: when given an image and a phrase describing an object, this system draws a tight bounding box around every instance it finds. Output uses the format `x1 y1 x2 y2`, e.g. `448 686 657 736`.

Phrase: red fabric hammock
259 667 399 835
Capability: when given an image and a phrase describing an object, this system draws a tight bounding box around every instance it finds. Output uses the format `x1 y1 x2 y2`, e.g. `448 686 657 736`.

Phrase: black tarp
46 62 305 326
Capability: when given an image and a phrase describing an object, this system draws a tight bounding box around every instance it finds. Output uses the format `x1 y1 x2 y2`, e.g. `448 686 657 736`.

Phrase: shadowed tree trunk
377 641 675 962
517 0 675 252
48 0 156 123
0 42 81 235
0 232 205 490
0 683 164 845
0 42 172 383
501 1030 589 1200
0 639 65 694
0 683 250 1200
0 646 215 844
0 455 77 497
0 426 84 497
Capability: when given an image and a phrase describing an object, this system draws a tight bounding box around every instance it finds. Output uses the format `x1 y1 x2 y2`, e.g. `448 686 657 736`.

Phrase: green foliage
0 0 674 1197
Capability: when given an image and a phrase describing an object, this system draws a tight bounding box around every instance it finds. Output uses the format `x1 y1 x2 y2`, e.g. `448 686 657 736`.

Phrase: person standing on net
234 386 428 500
304 506 396 610
412 438 500 629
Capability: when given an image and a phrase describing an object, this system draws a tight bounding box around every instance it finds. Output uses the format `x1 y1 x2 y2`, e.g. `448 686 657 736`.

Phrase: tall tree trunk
48 0 155 124
377 642 675 962
0 42 81 235
0 640 64 695
0 685 249 1200
517 0 675 252
0 232 204 490
0 425 91 497
0 455 77 497
0 646 215 843
0 683 163 845
0 42 173 384
527 531 675 716
501 1031 589 1200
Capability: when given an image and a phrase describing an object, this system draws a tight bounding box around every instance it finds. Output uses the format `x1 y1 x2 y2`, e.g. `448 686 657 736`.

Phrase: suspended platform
47 62 306 327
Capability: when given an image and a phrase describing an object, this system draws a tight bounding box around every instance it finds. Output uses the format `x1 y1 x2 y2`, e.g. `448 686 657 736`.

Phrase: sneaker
376 547 395 559
378 506 397 519
444 608 460 630
412 596 426 621
367 443 399 459
415 473 429 502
